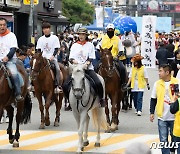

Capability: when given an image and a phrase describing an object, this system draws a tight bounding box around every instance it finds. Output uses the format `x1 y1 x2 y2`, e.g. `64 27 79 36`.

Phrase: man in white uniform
36 22 62 93
0 17 23 102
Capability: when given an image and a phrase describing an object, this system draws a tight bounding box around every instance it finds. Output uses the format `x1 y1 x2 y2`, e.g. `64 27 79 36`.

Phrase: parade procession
0 0 180 154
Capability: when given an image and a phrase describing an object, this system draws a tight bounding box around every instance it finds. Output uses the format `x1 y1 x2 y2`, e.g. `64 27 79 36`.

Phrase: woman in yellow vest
127 54 150 116
170 93 180 154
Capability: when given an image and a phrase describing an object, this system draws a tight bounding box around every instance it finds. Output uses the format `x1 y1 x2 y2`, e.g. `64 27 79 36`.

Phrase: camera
170 84 179 95
174 84 179 93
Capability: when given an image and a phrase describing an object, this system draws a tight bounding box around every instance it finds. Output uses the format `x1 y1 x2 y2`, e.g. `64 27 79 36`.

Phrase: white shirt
0 32 18 60
151 80 180 121
69 42 95 70
36 35 60 59
129 67 148 92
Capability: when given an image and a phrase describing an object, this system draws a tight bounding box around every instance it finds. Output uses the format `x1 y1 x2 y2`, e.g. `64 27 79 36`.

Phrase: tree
62 0 95 25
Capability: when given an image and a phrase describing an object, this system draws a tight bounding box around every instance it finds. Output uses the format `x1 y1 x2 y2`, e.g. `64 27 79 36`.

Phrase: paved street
0 67 171 153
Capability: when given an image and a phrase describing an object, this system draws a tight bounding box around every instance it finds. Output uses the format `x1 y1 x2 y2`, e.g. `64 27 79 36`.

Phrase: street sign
23 0 39 5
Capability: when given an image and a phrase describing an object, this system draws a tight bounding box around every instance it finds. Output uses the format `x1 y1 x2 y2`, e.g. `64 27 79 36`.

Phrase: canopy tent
85 19 105 31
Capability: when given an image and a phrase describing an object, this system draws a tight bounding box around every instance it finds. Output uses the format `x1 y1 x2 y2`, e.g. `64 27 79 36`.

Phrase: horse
98 46 124 132
0 61 31 147
68 63 108 153
31 52 65 129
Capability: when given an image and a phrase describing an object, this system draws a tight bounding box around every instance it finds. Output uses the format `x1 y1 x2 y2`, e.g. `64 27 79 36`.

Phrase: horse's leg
44 94 52 126
105 96 110 125
77 111 87 152
83 114 90 147
111 93 118 132
36 94 45 129
6 106 14 144
54 93 63 127
94 108 101 147
12 101 24 147
116 94 122 125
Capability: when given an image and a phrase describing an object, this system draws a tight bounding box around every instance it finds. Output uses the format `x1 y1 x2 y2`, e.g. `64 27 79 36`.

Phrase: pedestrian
127 54 150 116
36 22 62 93
150 64 180 154
171 49 180 78
62 27 106 107
156 42 169 66
0 17 23 102
170 92 180 154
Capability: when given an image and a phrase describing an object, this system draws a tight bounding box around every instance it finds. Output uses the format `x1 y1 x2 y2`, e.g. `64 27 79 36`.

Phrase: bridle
31 58 49 80
101 54 115 78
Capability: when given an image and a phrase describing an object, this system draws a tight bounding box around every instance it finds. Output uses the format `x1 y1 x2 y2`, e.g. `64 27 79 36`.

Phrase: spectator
171 49 180 78
156 42 168 65
170 92 180 154
166 39 175 65
127 54 150 116
150 64 180 154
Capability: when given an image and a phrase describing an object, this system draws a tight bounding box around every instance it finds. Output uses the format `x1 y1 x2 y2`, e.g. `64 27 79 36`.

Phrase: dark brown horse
0 62 31 147
31 52 66 129
98 46 124 132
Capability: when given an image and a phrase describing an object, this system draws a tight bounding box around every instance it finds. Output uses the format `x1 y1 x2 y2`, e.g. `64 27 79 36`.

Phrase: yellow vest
156 77 179 118
173 98 180 137
131 66 146 89
101 34 119 58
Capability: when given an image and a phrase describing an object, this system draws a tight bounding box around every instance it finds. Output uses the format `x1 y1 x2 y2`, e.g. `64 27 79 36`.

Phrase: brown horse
0 61 31 147
31 52 66 129
98 46 124 132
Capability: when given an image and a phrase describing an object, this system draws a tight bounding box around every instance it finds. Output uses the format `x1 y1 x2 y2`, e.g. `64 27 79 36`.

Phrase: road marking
0 130 161 153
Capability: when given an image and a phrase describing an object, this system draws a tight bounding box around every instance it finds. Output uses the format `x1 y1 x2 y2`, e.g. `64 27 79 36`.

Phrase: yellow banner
23 0 39 5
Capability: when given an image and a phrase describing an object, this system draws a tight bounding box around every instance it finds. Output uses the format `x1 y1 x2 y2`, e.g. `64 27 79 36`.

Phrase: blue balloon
113 16 137 34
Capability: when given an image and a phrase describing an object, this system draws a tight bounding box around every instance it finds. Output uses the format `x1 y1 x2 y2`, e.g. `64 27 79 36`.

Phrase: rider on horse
36 22 62 93
0 17 23 102
63 27 106 107
97 23 128 91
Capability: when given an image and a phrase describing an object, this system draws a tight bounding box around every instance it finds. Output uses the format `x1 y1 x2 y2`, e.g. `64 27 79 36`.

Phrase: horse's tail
20 92 32 124
91 107 108 131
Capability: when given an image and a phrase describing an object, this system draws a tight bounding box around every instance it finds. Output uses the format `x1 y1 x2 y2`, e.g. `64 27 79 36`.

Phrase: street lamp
28 0 34 43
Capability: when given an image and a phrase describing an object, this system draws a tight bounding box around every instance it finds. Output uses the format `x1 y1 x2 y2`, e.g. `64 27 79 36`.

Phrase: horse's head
99 46 114 72
31 52 48 80
69 63 86 100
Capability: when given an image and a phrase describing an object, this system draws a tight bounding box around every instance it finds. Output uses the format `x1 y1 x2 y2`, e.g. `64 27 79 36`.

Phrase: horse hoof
81 147 84 151
45 120 50 126
105 129 111 133
129 107 132 110
13 141 19 148
39 124 45 129
83 141 89 146
9 139 14 144
54 121 59 127
94 142 100 147
110 123 118 132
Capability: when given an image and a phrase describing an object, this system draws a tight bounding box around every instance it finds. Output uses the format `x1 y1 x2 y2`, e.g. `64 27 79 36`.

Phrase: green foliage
62 0 95 25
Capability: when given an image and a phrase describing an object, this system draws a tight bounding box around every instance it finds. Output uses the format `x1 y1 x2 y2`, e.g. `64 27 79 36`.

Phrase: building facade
0 0 69 47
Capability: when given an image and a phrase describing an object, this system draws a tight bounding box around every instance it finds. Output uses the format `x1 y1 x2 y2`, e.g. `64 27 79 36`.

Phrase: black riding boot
116 60 128 91
85 70 106 107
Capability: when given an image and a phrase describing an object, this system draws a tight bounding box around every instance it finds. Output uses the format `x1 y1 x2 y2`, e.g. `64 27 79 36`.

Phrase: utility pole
28 0 34 43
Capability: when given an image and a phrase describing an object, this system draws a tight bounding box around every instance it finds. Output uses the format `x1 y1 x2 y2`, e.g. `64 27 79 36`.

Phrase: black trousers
62 70 103 100
115 60 127 84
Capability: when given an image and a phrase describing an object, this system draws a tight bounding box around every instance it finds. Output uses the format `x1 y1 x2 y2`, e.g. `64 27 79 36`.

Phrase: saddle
0 62 24 89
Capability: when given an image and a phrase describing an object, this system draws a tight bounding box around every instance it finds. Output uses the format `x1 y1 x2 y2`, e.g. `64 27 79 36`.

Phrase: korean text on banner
95 7 104 28
141 15 157 68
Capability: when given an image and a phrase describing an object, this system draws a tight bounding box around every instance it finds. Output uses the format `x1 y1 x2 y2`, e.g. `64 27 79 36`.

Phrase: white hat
106 23 115 29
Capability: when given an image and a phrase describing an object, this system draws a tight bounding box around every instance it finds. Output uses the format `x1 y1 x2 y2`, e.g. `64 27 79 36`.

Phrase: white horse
68 63 108 153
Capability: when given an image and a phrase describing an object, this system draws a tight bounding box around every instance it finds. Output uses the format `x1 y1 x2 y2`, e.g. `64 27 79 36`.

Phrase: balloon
113 16 137 34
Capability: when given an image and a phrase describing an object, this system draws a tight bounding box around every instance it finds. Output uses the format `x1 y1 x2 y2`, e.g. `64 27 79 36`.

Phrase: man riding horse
97 23 128 91
36 22 62 93
63 27 106 107
0 17 23 102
